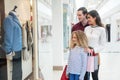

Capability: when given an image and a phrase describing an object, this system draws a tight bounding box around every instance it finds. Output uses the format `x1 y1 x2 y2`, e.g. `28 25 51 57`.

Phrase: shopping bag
92 49 99 71
94 55 98 70
87 53 94 72
61 65 69 80
88 47 99 71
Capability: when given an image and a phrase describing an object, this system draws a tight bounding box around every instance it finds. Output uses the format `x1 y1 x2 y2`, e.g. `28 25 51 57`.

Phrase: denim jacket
2 12 22 54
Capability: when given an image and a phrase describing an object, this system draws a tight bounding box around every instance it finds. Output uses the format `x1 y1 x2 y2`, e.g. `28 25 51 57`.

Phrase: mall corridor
0 0 120 80
53 51 120 80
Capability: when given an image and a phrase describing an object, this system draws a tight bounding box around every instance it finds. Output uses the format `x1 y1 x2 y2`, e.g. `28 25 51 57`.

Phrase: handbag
61 65 69 80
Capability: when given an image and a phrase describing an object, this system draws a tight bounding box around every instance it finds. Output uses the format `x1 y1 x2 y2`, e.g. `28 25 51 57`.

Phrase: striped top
66 46 87 80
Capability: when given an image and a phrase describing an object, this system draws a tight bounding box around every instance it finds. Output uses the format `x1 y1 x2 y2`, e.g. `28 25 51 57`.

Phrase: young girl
66 30 88 80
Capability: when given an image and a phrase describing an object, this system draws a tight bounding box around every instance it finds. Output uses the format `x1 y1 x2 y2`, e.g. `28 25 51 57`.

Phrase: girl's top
66 46 87 80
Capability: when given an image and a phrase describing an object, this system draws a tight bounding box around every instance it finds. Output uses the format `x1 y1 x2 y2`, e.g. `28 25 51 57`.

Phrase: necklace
91 28 93 34
91 25 98 28
90 25 98 34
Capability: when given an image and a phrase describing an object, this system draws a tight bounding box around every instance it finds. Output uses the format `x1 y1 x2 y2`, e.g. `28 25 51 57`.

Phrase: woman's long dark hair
87 10 103 27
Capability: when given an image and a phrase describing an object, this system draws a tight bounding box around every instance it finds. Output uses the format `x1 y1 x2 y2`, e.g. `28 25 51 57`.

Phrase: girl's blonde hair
70 30 88 49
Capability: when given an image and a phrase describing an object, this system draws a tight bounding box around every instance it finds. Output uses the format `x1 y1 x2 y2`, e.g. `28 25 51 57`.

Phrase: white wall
52 0 64 66
5 0 30 23
97 0 120 52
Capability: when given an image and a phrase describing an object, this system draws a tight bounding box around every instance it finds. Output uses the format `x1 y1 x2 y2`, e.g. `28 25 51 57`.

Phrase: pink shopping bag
87 48 99 72
87 54 94 72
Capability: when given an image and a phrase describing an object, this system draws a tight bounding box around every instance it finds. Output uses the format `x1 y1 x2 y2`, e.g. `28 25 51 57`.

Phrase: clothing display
0 1 33 79
3 10 22 80
22 21 33 60
3 11 22 54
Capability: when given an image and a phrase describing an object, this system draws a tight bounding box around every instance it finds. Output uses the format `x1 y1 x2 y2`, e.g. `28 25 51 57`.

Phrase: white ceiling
75 0 120 19
75 0 104 10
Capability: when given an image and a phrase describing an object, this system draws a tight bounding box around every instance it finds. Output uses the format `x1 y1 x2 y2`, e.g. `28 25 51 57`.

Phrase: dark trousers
0 59 7 80
84 66 99 80
12 51 22 80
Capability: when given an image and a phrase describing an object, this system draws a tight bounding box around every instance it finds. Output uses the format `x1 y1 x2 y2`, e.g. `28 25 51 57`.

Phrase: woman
84 10 106 80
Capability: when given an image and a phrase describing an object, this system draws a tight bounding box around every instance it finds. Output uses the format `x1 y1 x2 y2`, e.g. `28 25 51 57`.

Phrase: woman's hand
85 48 94 55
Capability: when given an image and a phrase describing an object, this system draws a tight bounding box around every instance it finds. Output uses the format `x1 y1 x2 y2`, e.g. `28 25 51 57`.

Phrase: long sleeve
94 28 106 53
79 52 87 80
3 18 14 53
66 47 88 77
22 24 30 60
66 51 71 75
22 25 27 49
27 30 33 51
84 26 106 53
2 12 22 54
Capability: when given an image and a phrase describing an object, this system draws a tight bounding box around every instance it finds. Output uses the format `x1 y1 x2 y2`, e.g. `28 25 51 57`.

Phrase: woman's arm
94 28 107 53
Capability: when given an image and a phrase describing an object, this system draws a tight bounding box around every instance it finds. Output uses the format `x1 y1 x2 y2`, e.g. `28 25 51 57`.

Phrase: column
32 0 39 79
52 0 64 69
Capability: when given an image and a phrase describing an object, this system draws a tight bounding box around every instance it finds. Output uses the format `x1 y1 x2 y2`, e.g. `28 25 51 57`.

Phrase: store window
41 25 52 43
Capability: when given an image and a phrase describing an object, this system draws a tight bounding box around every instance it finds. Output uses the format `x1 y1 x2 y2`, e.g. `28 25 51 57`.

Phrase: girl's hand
85 48 91 53
66 74 69 78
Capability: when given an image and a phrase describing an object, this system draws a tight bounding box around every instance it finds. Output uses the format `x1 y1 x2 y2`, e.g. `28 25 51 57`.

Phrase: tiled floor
99 53 120 80
53 52 120 80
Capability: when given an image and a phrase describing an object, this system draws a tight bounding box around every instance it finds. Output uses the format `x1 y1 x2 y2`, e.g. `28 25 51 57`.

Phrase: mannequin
2 6 22 80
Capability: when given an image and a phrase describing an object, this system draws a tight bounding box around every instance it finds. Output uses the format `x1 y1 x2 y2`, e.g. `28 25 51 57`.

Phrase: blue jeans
69 73 80 80
12 51 22 80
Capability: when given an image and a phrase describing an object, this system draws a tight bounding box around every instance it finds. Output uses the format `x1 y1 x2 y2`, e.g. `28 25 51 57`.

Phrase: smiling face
87 14 96 26
77 10 86 22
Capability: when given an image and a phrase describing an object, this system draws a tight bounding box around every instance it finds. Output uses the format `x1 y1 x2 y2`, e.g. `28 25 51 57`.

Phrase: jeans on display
12 51 22 80
0 59 7 80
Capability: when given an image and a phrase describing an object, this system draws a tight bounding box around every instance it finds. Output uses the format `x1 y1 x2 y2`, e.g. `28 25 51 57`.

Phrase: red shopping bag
61 65 69 80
